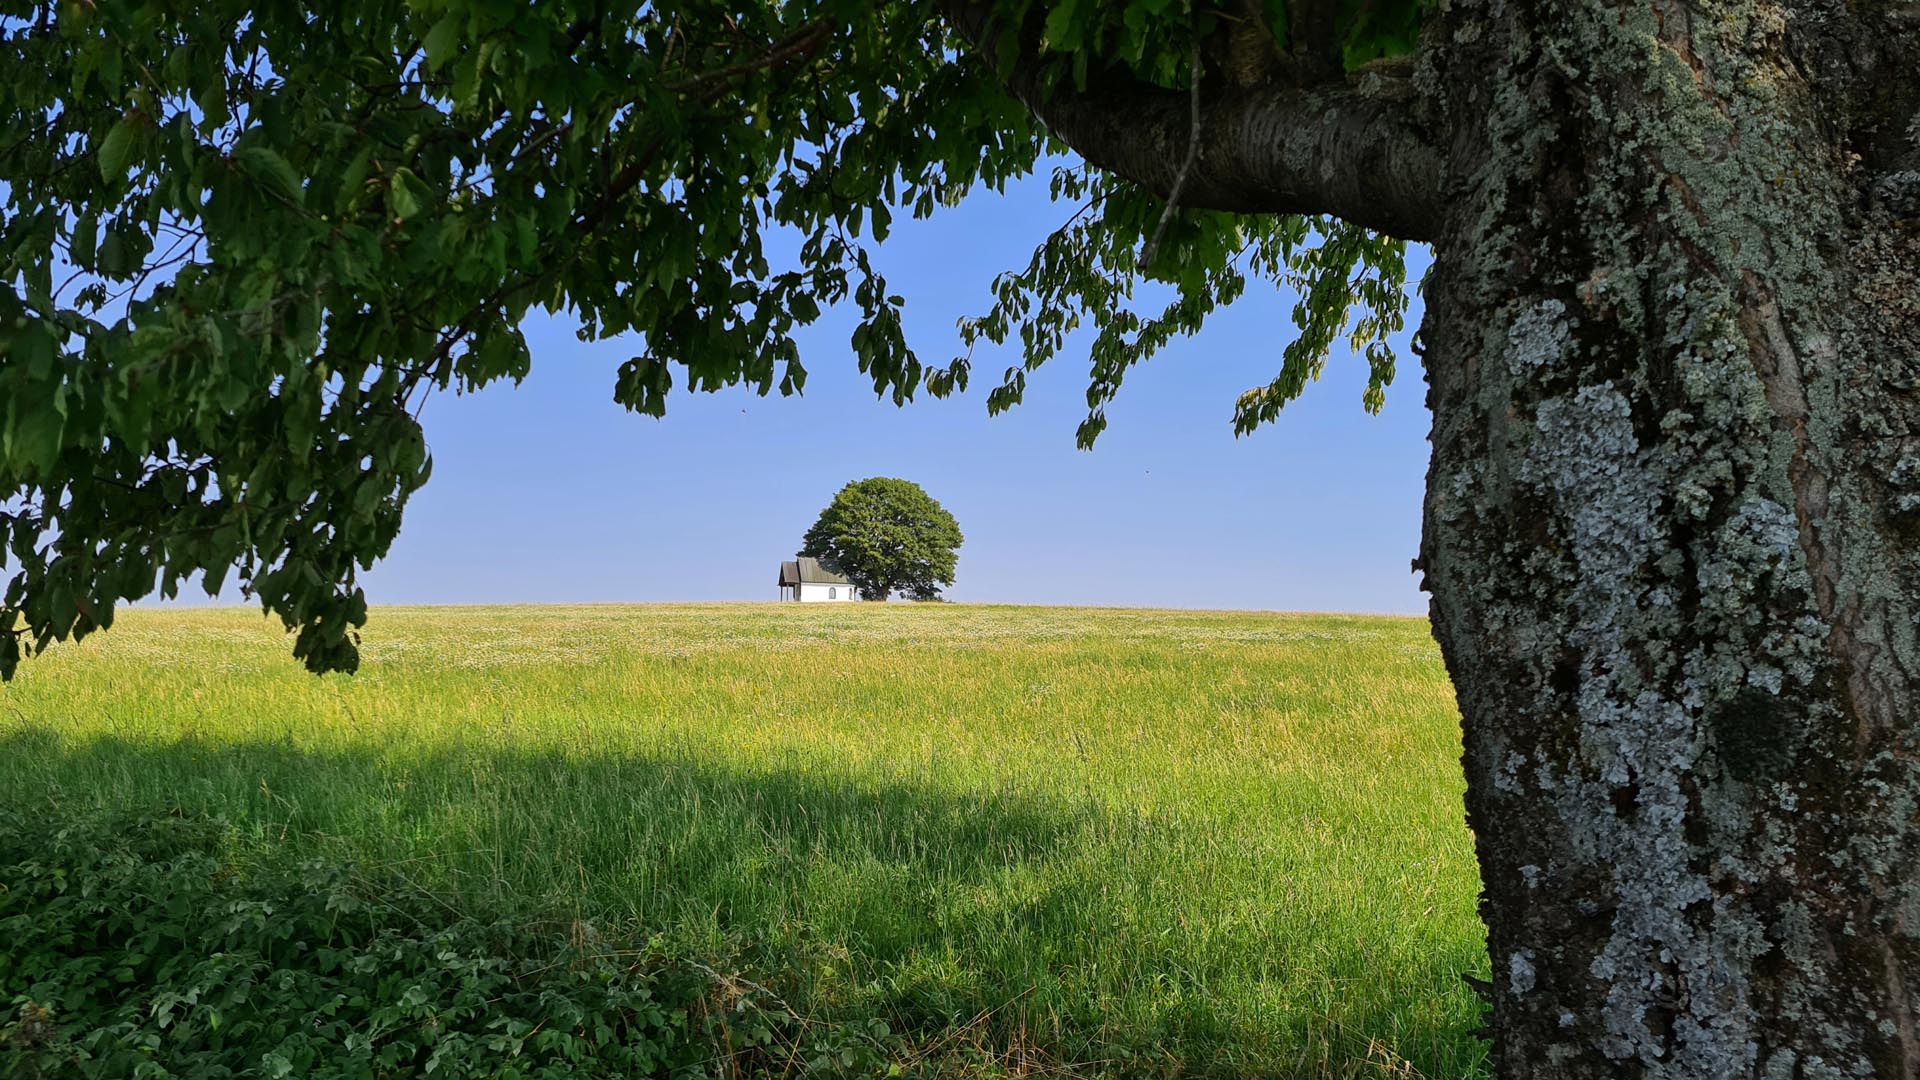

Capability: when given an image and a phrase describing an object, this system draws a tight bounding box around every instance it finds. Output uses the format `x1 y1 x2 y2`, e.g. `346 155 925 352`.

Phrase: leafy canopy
0 0 1423 675
801 477 963 601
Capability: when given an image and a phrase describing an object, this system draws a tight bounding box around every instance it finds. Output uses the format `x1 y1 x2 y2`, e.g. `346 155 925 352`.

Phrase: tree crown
1 0 1429 674
800 477 963 601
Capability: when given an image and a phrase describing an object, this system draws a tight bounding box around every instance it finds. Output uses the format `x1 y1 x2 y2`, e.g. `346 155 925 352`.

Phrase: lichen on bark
1418 0 1920 1075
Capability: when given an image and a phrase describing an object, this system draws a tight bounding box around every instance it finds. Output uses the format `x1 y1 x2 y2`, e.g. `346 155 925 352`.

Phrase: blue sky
358 176 1436 614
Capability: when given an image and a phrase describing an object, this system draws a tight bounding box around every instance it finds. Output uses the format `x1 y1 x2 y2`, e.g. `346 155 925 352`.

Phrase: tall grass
0 604 1487 1077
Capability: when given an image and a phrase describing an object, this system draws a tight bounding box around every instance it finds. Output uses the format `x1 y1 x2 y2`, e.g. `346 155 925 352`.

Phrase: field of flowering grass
0 604 1487 1078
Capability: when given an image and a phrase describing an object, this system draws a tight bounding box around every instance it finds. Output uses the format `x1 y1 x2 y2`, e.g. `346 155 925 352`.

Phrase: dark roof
778 556 851 586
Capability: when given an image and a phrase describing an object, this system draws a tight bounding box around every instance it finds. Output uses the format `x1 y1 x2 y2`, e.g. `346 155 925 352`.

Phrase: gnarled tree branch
938 0 1448 242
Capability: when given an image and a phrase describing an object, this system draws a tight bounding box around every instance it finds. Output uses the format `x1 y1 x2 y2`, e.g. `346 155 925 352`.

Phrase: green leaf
238 146 305 206
511 213 538 262
70 212 98 268
12 321 56 380
386 168 425 221
7 399 64 475
98 115 141 180
97 228 128 276
1042 0 1082 51
335 145 375 213
422 14 462 72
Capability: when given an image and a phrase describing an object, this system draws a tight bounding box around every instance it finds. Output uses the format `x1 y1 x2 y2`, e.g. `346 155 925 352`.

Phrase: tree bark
1417 1 1920 1075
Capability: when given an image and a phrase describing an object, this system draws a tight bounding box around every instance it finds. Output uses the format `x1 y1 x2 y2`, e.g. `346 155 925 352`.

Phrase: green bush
0 809 895 1079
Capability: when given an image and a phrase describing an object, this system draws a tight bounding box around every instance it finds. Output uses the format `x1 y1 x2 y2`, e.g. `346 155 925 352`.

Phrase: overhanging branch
938 0 1448 242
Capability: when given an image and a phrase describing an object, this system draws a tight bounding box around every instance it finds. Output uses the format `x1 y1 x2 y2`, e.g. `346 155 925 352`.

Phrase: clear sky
356 175 1437 614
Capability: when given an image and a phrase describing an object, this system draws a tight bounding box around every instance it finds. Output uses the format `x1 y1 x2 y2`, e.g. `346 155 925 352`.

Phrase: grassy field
0 604 1486 1077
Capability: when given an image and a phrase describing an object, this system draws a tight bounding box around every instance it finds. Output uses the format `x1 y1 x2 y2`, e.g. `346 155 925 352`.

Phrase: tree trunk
1417 2 1920 1075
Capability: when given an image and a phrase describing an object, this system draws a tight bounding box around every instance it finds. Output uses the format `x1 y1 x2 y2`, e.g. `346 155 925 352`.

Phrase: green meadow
0 604 1487 1077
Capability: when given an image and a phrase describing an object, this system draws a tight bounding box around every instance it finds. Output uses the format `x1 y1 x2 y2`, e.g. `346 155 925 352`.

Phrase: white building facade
778 557 860 602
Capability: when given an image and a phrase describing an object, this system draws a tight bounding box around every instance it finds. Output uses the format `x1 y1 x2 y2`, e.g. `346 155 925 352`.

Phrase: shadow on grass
0 726 1488 1079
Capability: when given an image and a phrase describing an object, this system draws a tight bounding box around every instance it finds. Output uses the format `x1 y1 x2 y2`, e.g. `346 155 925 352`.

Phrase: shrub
0 808 895 1078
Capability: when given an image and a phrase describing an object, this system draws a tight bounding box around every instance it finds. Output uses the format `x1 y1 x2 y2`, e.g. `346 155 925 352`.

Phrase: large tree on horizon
3 1 1917 1073
800 477 963 601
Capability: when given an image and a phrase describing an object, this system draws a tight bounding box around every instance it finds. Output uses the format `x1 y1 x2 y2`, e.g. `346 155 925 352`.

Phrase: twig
1140 35 1203 268
663 20 832 96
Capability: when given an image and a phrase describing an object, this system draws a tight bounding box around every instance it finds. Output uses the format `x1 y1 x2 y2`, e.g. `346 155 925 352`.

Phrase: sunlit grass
0 604 1487 1077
